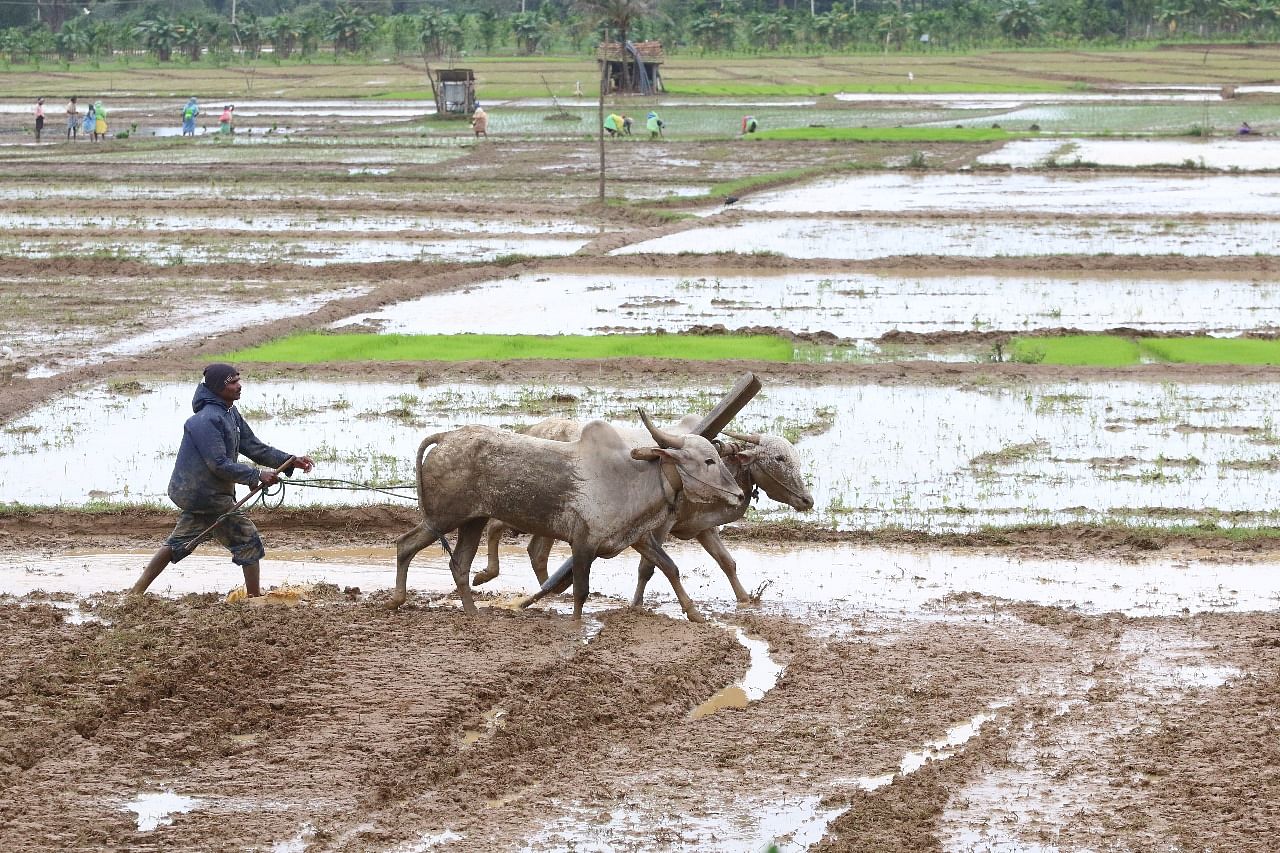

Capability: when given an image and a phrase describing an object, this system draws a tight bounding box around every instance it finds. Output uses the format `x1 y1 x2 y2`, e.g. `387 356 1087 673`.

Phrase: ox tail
414 432 448 509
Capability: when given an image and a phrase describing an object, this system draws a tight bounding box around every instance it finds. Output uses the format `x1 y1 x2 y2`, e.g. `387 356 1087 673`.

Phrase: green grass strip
1010 335 1141 366
754 127 1020 143
1140 337 1280 365
226 333 794 363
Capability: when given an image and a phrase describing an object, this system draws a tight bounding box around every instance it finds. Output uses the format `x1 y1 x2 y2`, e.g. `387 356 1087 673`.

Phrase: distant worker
34 97 45 142
82 103 95 140
646 110 664 139
182 97 199 136
92 100 107 141
220 104 234 134
604 113 621 137
742 115 758 134
471 105 488 137
621 114 633 135
1238 121 1253 136
66 96 79 141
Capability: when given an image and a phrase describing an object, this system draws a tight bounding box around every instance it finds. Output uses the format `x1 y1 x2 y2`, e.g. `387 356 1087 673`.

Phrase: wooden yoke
690 372 762 438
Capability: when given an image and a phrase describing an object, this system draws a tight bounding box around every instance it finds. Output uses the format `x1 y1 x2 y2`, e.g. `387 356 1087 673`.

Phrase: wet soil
5 118 1280 850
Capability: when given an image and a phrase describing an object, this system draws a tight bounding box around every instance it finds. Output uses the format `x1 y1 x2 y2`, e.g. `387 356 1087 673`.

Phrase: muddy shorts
165 495 264 565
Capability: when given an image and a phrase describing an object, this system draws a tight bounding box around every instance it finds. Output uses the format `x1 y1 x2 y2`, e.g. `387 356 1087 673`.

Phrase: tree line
2 0 1278 66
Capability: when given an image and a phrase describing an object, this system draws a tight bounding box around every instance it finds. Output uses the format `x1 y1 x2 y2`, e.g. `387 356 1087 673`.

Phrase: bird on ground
723 196 739 205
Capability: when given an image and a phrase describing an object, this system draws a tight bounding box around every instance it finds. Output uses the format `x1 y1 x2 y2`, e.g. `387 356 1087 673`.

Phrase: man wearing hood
132 364 314 597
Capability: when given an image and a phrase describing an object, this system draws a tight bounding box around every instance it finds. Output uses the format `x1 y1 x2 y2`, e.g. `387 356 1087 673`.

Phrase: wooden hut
595 41 665 95
433 68 477 118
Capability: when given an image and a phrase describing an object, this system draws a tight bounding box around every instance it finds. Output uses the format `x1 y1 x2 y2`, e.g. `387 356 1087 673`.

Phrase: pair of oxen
390 407 814 621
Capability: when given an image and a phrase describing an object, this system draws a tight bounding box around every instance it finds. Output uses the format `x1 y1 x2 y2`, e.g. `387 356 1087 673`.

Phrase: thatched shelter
596 41 665 95
433 68 477 118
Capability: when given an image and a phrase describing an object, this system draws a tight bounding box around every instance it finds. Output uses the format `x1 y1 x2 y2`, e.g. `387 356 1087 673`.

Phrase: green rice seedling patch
1010 335 1141 366
1141 337 1280 365
226 333 794 363
754 127 1020 143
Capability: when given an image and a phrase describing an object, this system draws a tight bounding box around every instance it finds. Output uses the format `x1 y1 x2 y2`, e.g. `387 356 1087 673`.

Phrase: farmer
471 104 488 137
182 97 199 136
646 110 664 139
604 113 621 137
131 364 315 598
621 114 633 135
66 96 79 141
219 104 234 134
34 97 45 142
742 115 758 134
1238 121 1253 136
92 100 107 141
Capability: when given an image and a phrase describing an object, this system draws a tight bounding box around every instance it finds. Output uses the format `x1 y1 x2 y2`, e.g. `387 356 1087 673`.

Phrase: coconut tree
54 16 93 61
576 0 655 92
998 0 1041 40
134 14 181 61
325 3 375 55
266 14 300 59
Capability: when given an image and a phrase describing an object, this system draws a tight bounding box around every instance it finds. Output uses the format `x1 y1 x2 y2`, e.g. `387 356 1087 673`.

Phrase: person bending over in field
132 364 314 598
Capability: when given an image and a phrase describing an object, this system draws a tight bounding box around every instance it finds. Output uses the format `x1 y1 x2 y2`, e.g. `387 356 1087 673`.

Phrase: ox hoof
385 593 407 611
514 595 535 610
684 609 707 624
472 571 497 587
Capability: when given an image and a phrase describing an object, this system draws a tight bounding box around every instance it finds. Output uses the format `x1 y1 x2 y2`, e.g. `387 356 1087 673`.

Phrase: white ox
481 414 813 610
391 412 744 620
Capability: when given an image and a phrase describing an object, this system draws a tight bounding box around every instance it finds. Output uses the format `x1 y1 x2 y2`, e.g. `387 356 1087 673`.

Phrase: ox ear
631 447 667 461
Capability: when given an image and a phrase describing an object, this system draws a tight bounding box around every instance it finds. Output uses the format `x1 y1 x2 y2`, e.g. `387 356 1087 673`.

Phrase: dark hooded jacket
167 384 292 511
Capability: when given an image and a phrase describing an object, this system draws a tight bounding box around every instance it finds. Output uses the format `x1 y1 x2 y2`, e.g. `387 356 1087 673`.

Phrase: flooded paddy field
334 269 1280 339
5 75 1280 851
9 377 1280 531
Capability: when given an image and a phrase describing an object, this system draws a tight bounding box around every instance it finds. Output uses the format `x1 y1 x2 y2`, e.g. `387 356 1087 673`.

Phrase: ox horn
722 429 762 444
638 409 686 449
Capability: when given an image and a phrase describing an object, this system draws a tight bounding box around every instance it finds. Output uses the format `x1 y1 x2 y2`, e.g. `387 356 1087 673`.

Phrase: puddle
8 236 588 265
13 379 1280 531
691 626 785 718
390 830 464 851
461 708 507 746
981 137 1280 170
123 790 199 832
734 173 1280 216
332 271 1280 338
615 216 1279 259
833 92 1232 106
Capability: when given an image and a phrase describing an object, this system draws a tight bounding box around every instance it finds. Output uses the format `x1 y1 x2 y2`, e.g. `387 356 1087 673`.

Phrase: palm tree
325 4 375 55
576 0 655 92
998 0 1041 40
266 15 301 59
134 15 181 62
54 17 93 61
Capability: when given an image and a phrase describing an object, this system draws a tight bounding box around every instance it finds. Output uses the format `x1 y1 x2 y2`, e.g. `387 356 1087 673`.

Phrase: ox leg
473 520 507 586
570 542 597 622
392 523 439 609
630 557 657 608
696 528 751 603
450 518 487 616
633 535 706 623
527 535 553 585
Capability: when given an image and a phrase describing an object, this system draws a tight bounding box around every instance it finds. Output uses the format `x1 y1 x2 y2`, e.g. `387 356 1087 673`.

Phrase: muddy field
3 86 1280 852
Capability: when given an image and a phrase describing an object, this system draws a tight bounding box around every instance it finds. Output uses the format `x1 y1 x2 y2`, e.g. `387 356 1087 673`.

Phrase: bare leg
696 529 751 603
242 561 262 597
130 546 174 594
633 535 705 623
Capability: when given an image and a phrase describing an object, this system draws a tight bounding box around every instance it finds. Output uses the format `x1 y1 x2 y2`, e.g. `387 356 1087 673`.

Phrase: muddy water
10 379 1280 529
616 216 1278 259
8 235 588 265
736 173 1280 215
332 271 1280 338
980 137 1280 170
0 213 605 236
5 541 1276 617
